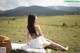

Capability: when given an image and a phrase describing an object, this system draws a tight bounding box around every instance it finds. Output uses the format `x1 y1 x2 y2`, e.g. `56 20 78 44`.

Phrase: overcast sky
0 0 80 10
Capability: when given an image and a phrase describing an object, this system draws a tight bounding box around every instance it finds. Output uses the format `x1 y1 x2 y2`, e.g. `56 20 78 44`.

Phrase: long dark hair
27 14 37 35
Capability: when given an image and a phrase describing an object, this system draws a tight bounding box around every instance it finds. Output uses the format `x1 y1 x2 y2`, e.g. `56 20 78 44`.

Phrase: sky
0 0 80 11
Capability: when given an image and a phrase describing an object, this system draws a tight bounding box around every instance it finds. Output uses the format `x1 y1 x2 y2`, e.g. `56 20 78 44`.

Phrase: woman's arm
26 28 30 45
36 25 51 48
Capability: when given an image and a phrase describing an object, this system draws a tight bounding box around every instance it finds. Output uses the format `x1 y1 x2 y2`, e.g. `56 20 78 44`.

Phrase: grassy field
0 15 80 53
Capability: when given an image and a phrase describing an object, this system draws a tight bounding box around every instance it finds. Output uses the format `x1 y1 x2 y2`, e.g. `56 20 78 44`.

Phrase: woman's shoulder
35 25 40 27
35 25 40 29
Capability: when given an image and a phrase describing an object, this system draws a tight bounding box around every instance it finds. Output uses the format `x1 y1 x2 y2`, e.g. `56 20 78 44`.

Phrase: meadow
0 15 80 53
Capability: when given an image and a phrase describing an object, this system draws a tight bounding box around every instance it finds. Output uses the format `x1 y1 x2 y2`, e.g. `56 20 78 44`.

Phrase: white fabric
11 43 26 50
28 36 51 49
21 45 46 53
11 43 46 53
11 36 51 53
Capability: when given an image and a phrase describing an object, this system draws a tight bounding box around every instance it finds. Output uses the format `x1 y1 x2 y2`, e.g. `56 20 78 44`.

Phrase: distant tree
8 21 10 24
12 18 16 20
61 23 67 27
74 22 78 26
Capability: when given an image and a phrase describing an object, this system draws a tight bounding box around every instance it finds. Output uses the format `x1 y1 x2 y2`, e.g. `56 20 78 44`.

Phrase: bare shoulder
35 25 43 35
35 25 40 28
35 25 40 29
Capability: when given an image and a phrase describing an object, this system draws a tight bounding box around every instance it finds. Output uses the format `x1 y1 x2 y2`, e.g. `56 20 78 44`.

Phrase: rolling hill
0 6 80 16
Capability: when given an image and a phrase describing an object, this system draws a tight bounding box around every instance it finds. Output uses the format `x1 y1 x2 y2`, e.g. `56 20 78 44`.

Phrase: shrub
61 23 67 27
12 18 16 20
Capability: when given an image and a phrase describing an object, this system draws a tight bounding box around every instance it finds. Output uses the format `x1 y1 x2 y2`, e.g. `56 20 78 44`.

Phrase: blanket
11 43 46 53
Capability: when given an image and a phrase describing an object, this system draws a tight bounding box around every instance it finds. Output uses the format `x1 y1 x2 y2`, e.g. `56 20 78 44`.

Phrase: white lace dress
27 36 51 49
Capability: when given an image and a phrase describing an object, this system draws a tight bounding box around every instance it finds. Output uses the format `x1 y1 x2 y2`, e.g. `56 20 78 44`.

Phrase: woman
26 14 68 51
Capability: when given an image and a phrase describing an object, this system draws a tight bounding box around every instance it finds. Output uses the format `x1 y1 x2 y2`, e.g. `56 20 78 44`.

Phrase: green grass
0 15 80 53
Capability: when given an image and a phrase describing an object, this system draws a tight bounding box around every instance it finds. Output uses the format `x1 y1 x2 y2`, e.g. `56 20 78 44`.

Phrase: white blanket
11 43 46 53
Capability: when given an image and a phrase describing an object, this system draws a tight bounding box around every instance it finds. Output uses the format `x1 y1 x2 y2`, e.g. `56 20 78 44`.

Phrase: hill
0 6 80 16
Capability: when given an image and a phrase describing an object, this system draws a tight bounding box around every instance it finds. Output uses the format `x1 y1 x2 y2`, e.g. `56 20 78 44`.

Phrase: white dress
20 36 51 53
28 36 51 49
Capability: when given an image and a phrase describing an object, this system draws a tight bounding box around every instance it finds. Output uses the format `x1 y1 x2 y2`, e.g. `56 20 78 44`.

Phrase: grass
0 15 80 53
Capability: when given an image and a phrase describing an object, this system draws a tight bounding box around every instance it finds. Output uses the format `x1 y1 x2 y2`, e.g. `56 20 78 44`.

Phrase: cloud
0 0 80 10
25 0 67 6
65 2 80 7
0 0 29 10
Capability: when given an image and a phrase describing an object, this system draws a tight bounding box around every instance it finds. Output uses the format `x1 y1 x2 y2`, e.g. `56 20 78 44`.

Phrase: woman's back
30 25 43 39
